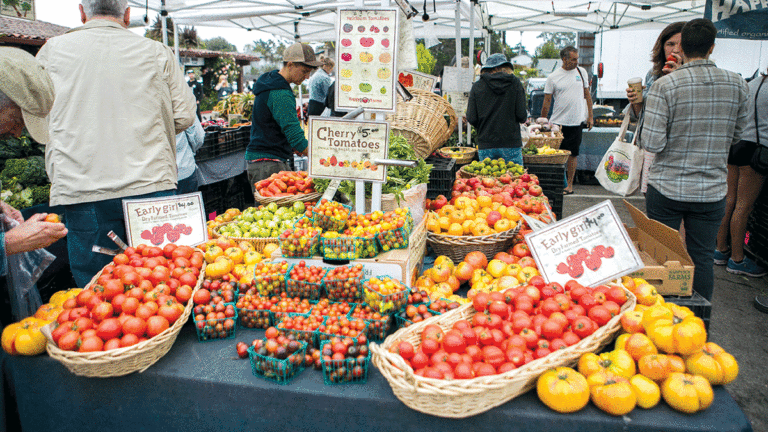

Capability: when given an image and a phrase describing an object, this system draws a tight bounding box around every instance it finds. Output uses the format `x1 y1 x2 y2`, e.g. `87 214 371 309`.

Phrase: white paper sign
525 200 643 287
122 192 208 247
444 91 469 115
441 66 474 92
307 117 389 183
397 69 437 91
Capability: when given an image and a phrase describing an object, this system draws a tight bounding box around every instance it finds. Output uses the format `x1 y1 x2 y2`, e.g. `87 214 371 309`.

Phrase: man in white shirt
37 0 196 286
540 46 594 195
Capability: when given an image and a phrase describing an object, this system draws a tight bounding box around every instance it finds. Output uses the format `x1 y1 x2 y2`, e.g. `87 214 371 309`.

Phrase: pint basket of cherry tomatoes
249 332 307 385
268 295 312 323
275 313 324 348
322 264 364 302
349 305 392 342
235 294 273 329
193 302 237 341
279 226 321 258
320 339 372 385
285 262 327 300
253 261 289 296
315 316 368 347
362 277 410 314
311 200 352 232
321 232 360 260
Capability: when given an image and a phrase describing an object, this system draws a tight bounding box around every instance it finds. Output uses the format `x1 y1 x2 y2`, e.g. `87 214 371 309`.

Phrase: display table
0 325 752 432
577 127 627 172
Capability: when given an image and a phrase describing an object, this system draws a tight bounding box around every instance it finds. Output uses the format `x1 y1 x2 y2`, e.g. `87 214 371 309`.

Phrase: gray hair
560 46 578 59
81 0 128 19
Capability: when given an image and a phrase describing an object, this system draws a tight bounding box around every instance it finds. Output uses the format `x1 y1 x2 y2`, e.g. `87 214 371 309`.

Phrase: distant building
0 15 68 53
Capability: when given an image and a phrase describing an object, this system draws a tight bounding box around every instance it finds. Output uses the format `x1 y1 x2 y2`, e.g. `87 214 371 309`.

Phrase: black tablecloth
0 325 752 432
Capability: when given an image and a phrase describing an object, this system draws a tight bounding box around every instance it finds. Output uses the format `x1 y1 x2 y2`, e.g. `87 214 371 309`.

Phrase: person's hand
0 201 23 224
662 53 682 75
626 86 645 105
587 118 594 131
4 213 67 255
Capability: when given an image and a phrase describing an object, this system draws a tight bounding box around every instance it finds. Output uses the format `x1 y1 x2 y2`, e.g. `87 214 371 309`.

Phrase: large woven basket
371 287 636 418
427 225 519 262
526 132 564 149
44 263 204 378
253 190 321 206
214 222 279 254
523 150 571 165
386 88 458 159
437 146 477 165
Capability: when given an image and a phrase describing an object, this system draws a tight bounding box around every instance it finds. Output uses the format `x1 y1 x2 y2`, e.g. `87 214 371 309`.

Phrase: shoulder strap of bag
755 75 767 147
576 67 587 99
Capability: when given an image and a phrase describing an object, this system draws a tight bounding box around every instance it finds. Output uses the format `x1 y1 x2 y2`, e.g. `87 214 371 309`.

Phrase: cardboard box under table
623 201 694 296
271 218 427 287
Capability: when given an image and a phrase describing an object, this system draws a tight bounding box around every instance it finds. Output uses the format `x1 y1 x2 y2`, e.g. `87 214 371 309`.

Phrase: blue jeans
177 168 200 195
645 185 725 301
64 190 175 287
477 147 524 166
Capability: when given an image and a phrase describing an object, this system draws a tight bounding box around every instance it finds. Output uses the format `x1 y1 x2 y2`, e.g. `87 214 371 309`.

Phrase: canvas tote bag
595 114 643 196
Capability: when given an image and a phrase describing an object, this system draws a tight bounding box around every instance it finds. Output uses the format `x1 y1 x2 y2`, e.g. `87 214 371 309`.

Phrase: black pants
307 100 326 116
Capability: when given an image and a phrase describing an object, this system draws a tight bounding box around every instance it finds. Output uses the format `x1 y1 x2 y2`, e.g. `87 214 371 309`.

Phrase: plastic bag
381 183 427 227
1 214 55 320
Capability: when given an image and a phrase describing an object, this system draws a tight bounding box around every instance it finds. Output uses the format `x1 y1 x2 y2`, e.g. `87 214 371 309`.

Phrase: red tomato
163 243 177 259
121 297 140 315
146 315 170 337
51 321 74 344
96 318 122 341
175 285 192 304
442 330 466 354
193 288 212 305
572 316 596 339
57 330 81 351
482 345 505 369
120 333 140 347
103 338 122 351
79 336 104 352
122 316 147 337
90 301 114 323
158 303 183 324
178 271 197 288
541 319 564 340
587 305 612 326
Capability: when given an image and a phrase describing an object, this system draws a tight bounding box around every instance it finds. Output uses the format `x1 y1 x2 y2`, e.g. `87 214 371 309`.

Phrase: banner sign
705 0 768 40
122 192 208 247
307 117 389 183
525 200 644 288
335 8 400 112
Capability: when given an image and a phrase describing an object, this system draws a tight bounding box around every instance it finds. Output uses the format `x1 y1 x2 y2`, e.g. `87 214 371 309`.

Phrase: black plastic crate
541 189 563 219
664 291 711 331
425 155 456 199
199 180 228 218
195 130 222 162
526 163 566 189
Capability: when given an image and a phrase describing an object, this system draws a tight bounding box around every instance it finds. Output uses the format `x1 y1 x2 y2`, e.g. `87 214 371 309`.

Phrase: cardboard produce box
623 200 694 296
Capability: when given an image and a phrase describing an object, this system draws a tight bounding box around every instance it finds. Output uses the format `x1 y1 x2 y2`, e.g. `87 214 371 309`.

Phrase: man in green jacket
247 43 321 191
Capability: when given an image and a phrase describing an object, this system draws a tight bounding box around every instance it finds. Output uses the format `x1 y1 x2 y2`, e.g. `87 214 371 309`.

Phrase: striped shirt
638 60 749 202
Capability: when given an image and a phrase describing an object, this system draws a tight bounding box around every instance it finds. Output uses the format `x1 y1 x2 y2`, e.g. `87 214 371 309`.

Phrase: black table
0 325 752 432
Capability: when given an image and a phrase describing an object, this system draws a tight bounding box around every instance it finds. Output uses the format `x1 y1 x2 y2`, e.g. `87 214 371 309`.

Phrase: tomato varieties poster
525 200 644 287
335 9 399 112
122 192 208 247
307 117 389 183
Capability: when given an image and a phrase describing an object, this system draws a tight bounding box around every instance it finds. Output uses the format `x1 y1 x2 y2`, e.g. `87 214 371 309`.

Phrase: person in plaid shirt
639 18 749 301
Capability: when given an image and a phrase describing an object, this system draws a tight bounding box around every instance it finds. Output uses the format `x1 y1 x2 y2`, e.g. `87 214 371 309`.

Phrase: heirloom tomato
536 367 590 413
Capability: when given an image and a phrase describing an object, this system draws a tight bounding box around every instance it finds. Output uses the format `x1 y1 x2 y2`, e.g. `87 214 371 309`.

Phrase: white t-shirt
544 66 589 126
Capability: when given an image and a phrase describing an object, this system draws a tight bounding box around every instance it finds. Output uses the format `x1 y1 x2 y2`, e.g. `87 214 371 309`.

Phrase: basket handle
370 343 419 389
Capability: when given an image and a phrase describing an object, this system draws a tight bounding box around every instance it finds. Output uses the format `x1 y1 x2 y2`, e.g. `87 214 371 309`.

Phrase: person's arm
466 85 479 126
163 47 197 134
540 94 552 119
186 117 206 153
638 84 669 153
4 213 67 256
584 86 594 130
732 80 750 145
268 90 309 156
515 80 528 124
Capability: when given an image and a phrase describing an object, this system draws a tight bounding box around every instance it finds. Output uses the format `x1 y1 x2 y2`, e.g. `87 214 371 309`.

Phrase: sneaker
726 257 767 277
713 249 730 265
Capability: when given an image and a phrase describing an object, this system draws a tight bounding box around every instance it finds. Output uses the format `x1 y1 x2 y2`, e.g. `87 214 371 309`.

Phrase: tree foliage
203 36 237 52
144 15 200 48
537 32 576 50
244 39 289 63
416 43 436 74
534 41 560 60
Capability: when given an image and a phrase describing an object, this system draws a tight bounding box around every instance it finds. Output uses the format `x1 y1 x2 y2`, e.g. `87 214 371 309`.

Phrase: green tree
534 41 560 60
537 32 576 50
416 43 436 74
244 39 289 63
203 37 237 52
2 0 21 17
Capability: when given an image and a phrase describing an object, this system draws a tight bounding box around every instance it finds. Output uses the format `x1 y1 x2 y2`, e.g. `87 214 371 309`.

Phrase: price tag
525 200 643 287
122 192 208 247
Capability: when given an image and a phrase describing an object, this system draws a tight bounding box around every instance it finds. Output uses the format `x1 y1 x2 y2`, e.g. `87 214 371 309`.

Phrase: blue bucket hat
481 53 512 71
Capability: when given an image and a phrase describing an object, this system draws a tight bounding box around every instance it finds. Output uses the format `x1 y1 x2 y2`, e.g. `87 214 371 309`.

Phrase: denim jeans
645 185 726 301
177 168 200 195
247 160 291 194
64 190 175 287
477 147 524 166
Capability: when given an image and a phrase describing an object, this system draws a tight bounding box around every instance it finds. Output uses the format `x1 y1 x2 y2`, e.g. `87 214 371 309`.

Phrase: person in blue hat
466 53 528 166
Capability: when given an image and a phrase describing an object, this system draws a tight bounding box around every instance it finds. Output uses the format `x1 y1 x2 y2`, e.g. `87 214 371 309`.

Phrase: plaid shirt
638 60 749 202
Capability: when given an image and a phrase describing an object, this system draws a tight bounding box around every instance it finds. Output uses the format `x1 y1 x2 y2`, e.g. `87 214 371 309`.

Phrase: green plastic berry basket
193 303 238 342
311 202 353 232
356 234 379 258
309 300 356 318
279 230 321 258
321 235 360 260
275 312 323 348
319 340 371 385
374 225 411 252
362 278 410 314
248 340 307 385
315 316 369 347
236 299 272 329
285 264 326 300
322 272 363 303
253 266 287 297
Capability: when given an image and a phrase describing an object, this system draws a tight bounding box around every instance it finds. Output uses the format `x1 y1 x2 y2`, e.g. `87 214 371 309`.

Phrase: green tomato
292 201 306 214
266 202 279 213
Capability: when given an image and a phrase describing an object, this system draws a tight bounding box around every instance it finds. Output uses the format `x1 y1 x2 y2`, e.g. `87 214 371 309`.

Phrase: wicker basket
427 225 519 262
437 147 477 165
253 190 322 206
526 132 564 149
386 88 458 159
43 264 204 378
522 150 571 165
214 222 279 253
371 288 636 418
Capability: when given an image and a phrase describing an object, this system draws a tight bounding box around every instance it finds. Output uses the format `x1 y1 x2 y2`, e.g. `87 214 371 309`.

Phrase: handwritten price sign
122 192 207 247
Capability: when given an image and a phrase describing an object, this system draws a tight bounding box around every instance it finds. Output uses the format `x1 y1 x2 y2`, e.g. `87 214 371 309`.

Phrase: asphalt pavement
563 182 768 432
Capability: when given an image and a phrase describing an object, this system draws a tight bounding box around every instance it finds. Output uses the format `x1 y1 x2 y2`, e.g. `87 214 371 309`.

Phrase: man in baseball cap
245 42 320 189
0 47 54 144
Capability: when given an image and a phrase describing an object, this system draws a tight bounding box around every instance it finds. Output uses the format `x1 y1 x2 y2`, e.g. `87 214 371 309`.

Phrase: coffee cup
627 77 643 103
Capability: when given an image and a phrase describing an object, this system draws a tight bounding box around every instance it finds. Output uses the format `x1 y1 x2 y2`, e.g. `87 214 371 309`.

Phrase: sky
34 0 543 54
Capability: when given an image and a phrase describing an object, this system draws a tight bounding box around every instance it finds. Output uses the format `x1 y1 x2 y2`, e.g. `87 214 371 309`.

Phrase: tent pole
161 0 168 46
455 0 462 145
173 21 180 65
468 0 474 147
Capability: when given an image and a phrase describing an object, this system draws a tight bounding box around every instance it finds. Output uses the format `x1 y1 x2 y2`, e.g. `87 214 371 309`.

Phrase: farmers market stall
0 326 751 432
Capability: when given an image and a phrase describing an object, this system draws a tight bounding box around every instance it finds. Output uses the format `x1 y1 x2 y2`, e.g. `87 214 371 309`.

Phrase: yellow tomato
578 349 636 380
684 342 739 385
204 245 224 264
1 317 48 356
614 333 631 351
661 373 714 414
224 247 245 264
643 303 707 355
638 354 672 382
536 367 590 413
33 304 62 322
243 250 262 266
589 374 637 416
630 375 661 409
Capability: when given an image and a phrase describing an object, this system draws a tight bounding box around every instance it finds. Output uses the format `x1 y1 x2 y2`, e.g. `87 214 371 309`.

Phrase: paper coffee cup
628 77 643 103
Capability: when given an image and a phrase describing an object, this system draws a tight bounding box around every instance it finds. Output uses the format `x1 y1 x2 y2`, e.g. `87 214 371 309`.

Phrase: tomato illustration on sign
140 223 193 245
555 245 615 279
